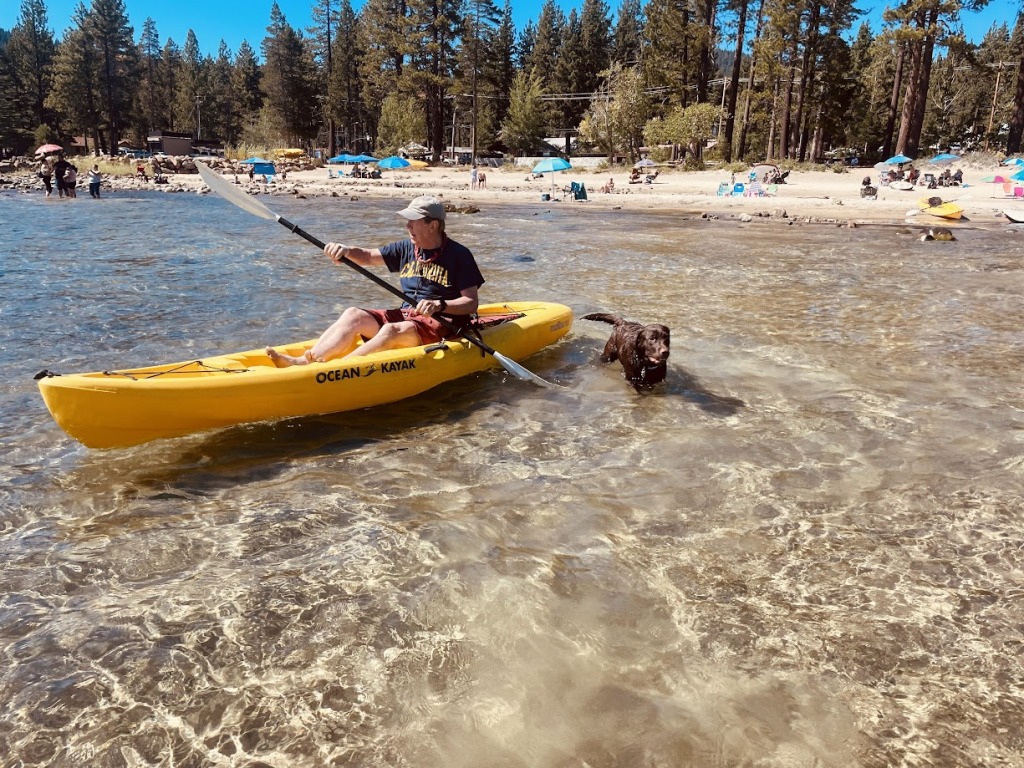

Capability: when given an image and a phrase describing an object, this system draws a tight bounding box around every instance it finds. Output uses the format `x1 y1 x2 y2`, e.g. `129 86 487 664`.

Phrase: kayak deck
38 302 573 448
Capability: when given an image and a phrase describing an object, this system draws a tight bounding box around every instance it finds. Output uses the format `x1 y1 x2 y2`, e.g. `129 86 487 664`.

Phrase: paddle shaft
275 214 502 357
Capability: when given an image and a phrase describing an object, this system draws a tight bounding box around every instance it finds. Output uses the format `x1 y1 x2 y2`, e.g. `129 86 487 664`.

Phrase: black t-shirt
379 238 485 306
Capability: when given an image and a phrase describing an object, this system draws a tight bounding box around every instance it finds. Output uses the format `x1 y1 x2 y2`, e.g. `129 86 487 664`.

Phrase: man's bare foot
266 346 313 367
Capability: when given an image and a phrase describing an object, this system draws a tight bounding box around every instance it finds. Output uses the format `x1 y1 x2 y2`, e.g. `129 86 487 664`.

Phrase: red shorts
363 308 460 345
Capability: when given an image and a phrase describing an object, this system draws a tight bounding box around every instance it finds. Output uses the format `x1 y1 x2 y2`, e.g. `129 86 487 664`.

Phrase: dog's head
638 324 670 367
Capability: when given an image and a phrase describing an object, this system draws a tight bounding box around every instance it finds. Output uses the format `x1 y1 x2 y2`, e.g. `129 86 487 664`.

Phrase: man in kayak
266 195 485 366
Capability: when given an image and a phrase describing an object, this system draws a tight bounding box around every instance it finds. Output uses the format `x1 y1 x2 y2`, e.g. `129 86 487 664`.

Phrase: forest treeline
1 0 1023 165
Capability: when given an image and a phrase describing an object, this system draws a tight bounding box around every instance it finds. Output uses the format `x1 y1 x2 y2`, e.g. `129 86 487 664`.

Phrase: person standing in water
87 165 102 198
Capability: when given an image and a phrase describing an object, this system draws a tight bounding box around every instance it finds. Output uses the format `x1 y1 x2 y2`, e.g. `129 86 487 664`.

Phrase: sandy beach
8 156 1022 228
194 163 1023 229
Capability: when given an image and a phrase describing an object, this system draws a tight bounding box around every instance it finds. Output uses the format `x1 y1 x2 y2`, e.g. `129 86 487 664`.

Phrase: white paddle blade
493 351 563 389
196 163 278 221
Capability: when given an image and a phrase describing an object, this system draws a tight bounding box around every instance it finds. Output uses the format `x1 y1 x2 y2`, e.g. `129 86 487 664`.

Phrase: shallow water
2 189 1024 767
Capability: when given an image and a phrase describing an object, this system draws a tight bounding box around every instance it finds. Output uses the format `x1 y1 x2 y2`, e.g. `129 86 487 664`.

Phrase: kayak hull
38 302 573 448
917 197 963 219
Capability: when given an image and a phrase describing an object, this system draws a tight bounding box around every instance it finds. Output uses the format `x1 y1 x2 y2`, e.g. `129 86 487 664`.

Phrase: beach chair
569 181 588 201
745 182 765 197
765 184 779 197
732 182 745 196
717 181 730 196
1015 187 1024 198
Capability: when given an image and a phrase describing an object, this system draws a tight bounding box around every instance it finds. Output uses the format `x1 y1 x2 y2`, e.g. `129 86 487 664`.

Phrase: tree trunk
1007 50 1024 154
737 0 765 160
766 76 780 160
695 0 717 104
722 0 750 162
906 8 937 158
795 2 821 161
882 44 904 158
779 40 798 160
895 33 923 155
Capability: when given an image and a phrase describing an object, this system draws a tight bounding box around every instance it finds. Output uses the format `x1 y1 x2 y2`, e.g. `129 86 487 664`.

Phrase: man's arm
323 242 384 267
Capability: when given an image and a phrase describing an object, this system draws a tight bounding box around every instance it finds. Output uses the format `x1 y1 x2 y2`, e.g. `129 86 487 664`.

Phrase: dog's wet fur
583 313 670 392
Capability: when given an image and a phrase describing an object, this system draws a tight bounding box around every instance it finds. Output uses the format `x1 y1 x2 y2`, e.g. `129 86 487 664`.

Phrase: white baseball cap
397 195 446 221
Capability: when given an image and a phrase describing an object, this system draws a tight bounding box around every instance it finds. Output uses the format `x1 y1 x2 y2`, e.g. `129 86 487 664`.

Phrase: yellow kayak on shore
37 302 572 449
918 196 963 220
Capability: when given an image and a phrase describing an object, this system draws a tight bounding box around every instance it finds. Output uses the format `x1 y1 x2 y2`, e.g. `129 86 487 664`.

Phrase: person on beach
266 195 484 367
470 165 478 190
88 165 102 198
38 158 53 197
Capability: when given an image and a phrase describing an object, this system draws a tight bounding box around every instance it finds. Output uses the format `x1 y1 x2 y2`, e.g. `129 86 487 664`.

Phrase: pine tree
231 40 263 140
87 0 138 152
501 68 551 154
326 0 363 149
459 0 501 159
160 38 182 131
358 0 413 133
0 43 26 151
579 0 612 95
406 0 460 158
308 0 339 153
1006 13 1024 153
552 10 585 128
6 0 56 132
612 0 642 65
643 0 700 108
46 4 102 152
518 21 537 70
261 2 319 144
485 1 517 131
174 30 206 138
208 41 236 145
527 0 564 88
135 18 164 137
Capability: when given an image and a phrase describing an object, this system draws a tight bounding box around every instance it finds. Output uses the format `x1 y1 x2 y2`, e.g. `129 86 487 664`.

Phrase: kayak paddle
196 163 560 388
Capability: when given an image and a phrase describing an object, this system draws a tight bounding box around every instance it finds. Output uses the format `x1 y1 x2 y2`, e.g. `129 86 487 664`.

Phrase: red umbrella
35 143 63 156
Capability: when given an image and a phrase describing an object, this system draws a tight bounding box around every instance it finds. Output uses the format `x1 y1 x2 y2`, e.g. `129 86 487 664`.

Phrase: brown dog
583 313 670 391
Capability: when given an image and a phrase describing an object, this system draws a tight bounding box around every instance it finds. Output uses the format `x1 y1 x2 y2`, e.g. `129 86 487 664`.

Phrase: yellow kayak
37 302 573 449
918 196 963 219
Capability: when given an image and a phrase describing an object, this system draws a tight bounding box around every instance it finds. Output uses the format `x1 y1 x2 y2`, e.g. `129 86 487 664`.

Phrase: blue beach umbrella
377 155 411 169
327 153 353 164
1011 168 1024 182
1005 157 1024 167
532 156 572 198
239 156 271 164
884 154 913 164
929 152 960 163
351 154 378 163
532 156 572 174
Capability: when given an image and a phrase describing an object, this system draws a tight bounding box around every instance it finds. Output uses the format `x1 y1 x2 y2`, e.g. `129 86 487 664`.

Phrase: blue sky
1 0 1018 56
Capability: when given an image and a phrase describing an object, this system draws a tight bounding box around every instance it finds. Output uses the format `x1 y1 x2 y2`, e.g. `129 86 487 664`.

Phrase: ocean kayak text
315 359 416 384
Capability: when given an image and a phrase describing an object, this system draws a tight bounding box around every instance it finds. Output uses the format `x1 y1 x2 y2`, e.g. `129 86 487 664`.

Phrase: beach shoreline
8 163 1022 228
185 164 1024 230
